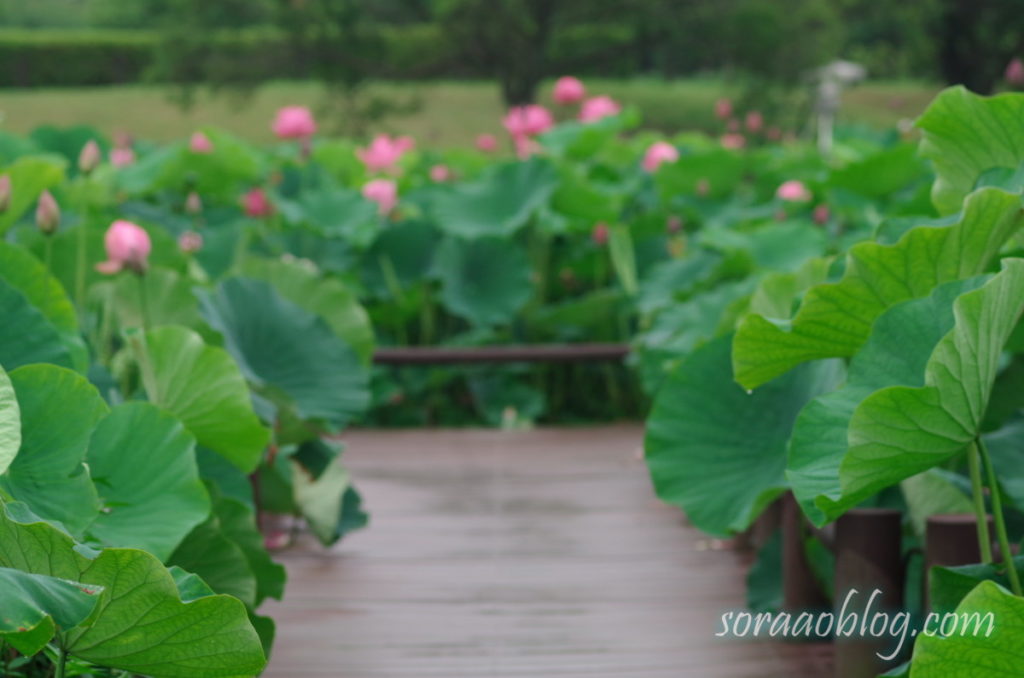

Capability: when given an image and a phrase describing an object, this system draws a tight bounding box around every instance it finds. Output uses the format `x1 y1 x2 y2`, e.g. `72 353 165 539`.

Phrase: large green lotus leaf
1 365 107 536
917 86 1024 215
0 366 19 476
900 470 974 537
644 333 844 536
747 257 832 321
550 169 623 224
909 581 1021 677
929 556 1024 618
430 157 557 238
0 502 266 677
145 326 269 473
0 278 74 371
361 219 440 296
733 187 1023 389
0 566 103 656
0 242 78 336
636 250 723 314
85 402 210 561
288 187 378 240
788 276 988 525
828 143 927 199
198 278 369 428
839 260 1024 515
434 236 532 327
110 267 204 332
237 257 374 364
208 486 285 606
0 155 66 235
168 515 257 608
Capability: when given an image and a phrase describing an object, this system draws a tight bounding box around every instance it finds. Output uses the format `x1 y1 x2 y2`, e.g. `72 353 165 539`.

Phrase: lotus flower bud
243 188 273 218
78 140 102 175
272 106 317 140
96 220 151 274
714 98 732 120
553 76 586 105
185 191 203 215
178 230 203 254
1006 58 1024 88
189 131 214 153
776 180 812 202
642 141 679 173
35 190 60 235
592 222 609 246
476 134 498 152
0 175 10 213
578 96 621 123
745 111 764 133
813 204 830 225
429 164 452 182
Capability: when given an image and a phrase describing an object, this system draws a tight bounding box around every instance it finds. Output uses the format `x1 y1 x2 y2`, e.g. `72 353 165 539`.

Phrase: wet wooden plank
262 425 832 677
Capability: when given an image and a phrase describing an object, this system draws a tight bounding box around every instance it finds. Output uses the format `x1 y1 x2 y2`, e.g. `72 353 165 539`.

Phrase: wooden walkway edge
262 426 833 677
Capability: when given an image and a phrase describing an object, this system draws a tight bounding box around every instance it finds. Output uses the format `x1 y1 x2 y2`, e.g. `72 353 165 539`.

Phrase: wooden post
782 493 830 613
924 513 992 612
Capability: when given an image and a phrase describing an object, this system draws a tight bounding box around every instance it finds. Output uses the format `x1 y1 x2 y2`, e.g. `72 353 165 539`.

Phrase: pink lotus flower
110 147 135 167
503 105 554 137
553 76 585 105
666 215 683 233
35 190 60 234
592 222 610 246
357 134 415 174
363 178 398 216
642 141 679 172
745 111 764 133
714 98 733 120
272 106 317 140
185 191 203 215
1007 58 1024 87
96 220 151 274
189 131 214 153
579 96 621 123
720 133 745 150
429 164 452 182
476 134 498 152
78 140 101 174
243 188 273 218
0 175 11 212
777 180 812 202
513 134 540 159
813 204 830 225
178 231 204 254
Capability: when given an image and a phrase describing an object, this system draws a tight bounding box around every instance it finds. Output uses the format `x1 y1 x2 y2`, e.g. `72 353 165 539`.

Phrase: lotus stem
968 440 994 564
979 438 1022 596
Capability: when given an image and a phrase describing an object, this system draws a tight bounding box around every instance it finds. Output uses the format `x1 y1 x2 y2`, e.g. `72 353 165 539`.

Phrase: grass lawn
0 78 943 147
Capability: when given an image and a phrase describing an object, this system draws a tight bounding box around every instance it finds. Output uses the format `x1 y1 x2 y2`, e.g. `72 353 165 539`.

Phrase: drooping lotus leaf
733 187 1023 389
645 333 844 536
0 566 103 656
0 502 266 678
917 86 1024 215
0 277 74 371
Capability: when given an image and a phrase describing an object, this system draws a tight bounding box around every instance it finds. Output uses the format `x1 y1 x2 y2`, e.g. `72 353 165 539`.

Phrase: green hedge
0 24 640 88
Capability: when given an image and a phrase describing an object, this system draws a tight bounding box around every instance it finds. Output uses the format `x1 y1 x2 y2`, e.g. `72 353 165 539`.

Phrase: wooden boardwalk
263 425 833 677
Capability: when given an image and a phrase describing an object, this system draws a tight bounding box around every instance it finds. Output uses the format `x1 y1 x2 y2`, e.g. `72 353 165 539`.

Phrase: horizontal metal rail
373 343 630 365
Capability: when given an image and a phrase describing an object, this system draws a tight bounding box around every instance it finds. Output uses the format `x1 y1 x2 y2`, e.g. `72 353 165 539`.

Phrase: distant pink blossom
0 175 10 212
96 220 151 274
357 134 415 173
666 215 683 233
78 140 101 174
363 178 398 216
720 133 745 150
696 178 710 196
642 141 679 172
813 204 830 225
476 134 498 152
430 164 452 182
714 98 733 120
513 134 540 159
579 96 621 123
185 191 202 215
592 222 609 246
504 105 554 137
777 180 812 202
110 147 135 167
189 131 214 153
272 106 317 140
766 126 783 141
745 111 764 133
178 231 203 254
553 76 586 105
1007 58 1024 87
243 188 273 218
35 190 60 234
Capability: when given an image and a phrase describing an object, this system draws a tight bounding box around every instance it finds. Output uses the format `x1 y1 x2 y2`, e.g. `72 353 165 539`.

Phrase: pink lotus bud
357 134 415 174
243 188 273 218
272 106 317 140
96 220 151 274
189 131 214 153
78 140 102 174
714 98 732 120
696 178 711 196
503 105 554 137
185 191 203 215
429 164 452 182
666 215 683 233
553 76 586 105
178 230 204 254
720 133 745 150
110 147 135 167
813 204 830 225
35 190 60 234
476 134 498 152
776 180 812 202
513 134 540 159
642 141 679 173
362 178 398 216
745 111 764 133
0 175 10 213
579 96 621 123
592 222 609 246
1007 58 1024 87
